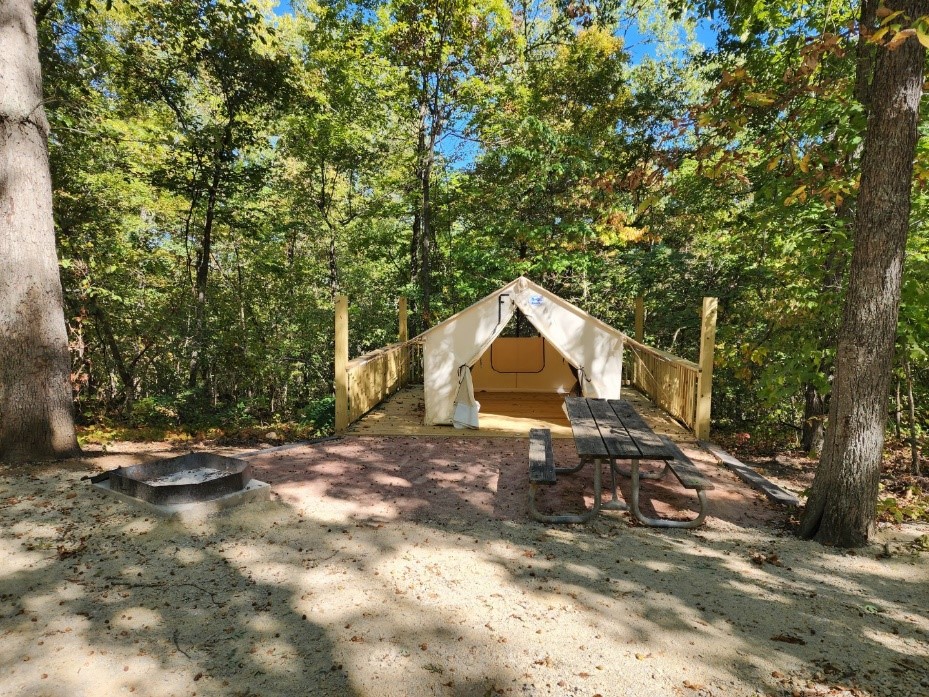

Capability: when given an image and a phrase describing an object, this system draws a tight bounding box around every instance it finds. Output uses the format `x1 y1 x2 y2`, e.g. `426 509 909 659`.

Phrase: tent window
489 337 547 374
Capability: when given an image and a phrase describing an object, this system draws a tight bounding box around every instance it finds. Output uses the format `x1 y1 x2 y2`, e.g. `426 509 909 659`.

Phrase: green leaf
880 10 904 26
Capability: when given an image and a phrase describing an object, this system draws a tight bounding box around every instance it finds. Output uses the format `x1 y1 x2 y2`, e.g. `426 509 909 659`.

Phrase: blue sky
272 1 718 63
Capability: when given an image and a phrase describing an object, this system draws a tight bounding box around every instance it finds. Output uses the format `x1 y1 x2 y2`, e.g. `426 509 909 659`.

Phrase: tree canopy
10 0 927 540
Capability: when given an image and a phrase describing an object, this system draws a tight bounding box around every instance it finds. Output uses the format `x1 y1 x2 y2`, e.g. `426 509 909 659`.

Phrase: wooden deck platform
345 385 691 440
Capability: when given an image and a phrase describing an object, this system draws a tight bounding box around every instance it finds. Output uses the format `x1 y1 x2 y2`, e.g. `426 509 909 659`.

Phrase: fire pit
109 453 253 505
92 452 269 516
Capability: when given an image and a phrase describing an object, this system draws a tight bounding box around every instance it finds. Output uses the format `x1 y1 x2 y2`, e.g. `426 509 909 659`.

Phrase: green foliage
35 0 928 458
876 486 929 524
130 397 179 427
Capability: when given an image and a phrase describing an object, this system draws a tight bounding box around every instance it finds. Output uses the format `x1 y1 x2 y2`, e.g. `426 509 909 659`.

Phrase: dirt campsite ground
1 436 928 697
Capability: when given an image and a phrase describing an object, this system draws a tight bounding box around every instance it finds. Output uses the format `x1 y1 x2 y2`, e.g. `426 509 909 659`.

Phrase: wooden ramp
345 386 687 440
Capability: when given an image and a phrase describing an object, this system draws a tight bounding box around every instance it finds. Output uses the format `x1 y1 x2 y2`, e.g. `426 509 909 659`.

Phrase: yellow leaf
879 9 904 26
799 154 810 173
870 26 891 44
767 157 779 171
635 194 659 215
916 25 929 49
785 185 806 205
745 91 775 106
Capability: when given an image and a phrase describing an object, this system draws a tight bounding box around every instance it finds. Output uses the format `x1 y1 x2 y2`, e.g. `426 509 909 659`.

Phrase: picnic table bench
529 427 601 524
528 398 714 528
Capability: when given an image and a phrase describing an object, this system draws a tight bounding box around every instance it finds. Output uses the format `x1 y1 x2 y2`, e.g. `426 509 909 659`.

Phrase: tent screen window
490 337 546 373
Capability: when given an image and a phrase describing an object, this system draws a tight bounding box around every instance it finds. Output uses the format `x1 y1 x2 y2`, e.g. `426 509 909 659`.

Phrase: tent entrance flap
512 284 623 399
452 366 479 429
441 292 517 429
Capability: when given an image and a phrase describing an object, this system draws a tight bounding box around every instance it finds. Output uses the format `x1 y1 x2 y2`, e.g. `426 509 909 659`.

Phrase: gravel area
1 437 927 697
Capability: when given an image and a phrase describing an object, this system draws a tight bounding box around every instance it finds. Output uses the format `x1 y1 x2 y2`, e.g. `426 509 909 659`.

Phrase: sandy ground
1 436 928 697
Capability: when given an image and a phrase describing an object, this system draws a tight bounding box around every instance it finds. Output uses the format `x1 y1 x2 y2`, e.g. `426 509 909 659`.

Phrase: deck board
345 386 688 440
564 398 611 455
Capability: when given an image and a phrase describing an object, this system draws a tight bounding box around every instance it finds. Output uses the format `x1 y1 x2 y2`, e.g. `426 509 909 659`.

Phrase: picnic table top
564 397 675 461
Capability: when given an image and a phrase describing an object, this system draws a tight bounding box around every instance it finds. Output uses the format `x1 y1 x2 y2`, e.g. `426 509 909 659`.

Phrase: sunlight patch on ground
112 606 162 630
173 547 206 565
0 538 54 578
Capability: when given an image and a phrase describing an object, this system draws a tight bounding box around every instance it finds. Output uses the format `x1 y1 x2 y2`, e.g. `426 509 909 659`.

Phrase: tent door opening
470 337 579 394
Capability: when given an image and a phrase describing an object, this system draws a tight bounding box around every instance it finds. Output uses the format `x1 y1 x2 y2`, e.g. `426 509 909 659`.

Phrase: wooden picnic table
528 397 713 528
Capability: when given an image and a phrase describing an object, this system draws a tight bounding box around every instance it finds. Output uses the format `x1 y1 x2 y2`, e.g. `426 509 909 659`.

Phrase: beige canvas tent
420 277 627 428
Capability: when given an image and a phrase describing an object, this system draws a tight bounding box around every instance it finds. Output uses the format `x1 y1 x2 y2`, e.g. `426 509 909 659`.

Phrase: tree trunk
895 378 902 439
801 383 827 457
327 229 339 298
854 0 880 107
187 126 230 389
905 359 920 475
89 298 135 415
419 158 432 325
410 209 420 282
0 0 79 462
799 1 927 546
412 91 434 328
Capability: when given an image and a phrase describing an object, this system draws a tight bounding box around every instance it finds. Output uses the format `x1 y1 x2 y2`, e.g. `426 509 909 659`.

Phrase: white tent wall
422 280 519 426
422 277 626 427
511 280 624 399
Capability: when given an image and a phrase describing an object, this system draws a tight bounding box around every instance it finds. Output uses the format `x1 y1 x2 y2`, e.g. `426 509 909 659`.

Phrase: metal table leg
602 457 628 510
612 460 671 480
628 459 709 529
555 459 587 475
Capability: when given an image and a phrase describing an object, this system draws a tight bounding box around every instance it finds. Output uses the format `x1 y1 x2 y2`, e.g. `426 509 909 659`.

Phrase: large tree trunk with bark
0 0 79 462
799 1 927 546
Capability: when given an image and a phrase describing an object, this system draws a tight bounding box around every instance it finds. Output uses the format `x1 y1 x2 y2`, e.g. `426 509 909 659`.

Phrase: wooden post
334 295 349 432
398 297 408 343
695 297 718 441
398 297 409 384
633 296 645 386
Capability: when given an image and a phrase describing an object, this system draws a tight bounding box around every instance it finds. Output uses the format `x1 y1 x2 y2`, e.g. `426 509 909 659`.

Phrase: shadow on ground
0 437 927 697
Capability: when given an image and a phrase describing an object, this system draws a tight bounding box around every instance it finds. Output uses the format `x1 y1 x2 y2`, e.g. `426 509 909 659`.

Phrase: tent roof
413 276 629 343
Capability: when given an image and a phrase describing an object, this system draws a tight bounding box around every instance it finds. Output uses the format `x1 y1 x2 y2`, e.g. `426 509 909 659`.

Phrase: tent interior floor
345 385 688 440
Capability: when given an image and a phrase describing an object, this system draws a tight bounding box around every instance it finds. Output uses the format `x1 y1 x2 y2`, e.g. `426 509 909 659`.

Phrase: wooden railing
345 339 422 424
335 293 716 438
624 295 716 439
624 337 700 431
